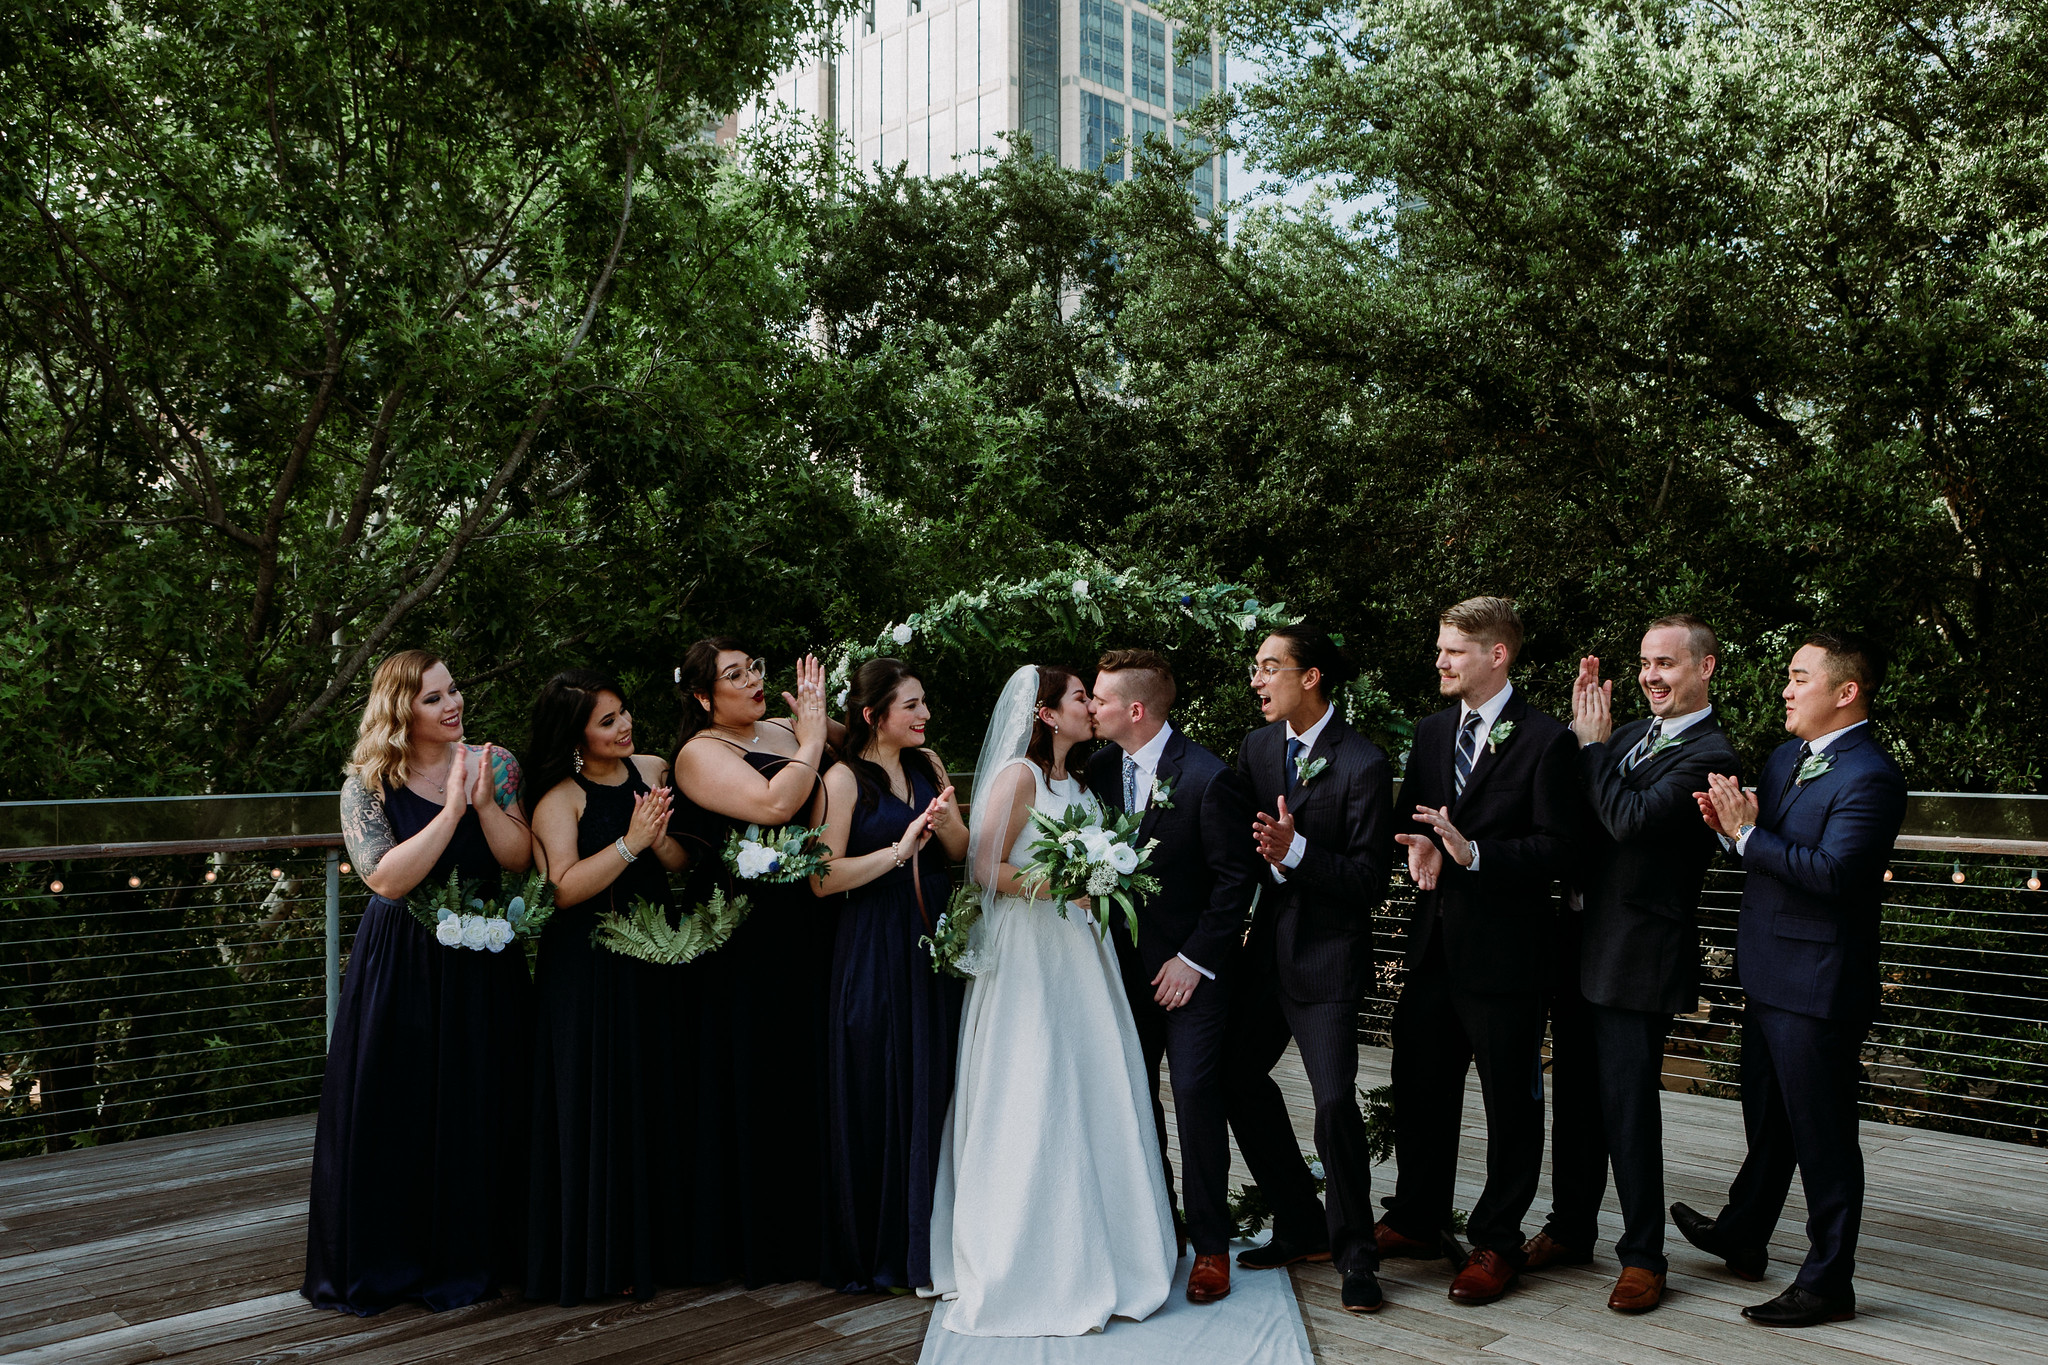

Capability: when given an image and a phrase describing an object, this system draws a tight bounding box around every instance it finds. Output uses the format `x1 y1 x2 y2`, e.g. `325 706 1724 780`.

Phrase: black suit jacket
1235 715 1395 1003
1085 728 1261 979
1575 712 1742 1016
1402 690 1580 995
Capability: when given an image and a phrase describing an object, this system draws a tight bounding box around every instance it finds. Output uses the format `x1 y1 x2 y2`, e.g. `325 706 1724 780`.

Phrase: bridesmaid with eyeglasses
670 638 839 1287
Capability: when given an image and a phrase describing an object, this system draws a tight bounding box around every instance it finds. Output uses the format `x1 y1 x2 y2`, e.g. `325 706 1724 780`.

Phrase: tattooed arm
341 776 397 885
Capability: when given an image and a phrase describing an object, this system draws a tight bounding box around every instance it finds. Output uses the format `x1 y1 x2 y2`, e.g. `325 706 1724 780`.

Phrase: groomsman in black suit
1677 632 1907 1328
1225 626 1396 1314
1520 616 1742 1313
1380 597 1580 1307
1086 649 1263 1306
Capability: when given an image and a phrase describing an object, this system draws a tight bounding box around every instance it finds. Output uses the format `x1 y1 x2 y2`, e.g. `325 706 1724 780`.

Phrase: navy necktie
1622 718 1663 774
1123 753 1140 813
1286 736 1305 789
1454 711 1483 799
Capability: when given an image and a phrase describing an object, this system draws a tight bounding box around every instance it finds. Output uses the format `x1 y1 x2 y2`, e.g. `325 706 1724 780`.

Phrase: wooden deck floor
1 1046 2043 1365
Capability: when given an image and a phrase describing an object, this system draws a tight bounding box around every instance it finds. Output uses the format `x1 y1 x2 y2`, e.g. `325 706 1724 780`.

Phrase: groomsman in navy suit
1521 616 1742 1314
1225 626 1396 1315
1676 632 1907 1328
1380 597 1580 1307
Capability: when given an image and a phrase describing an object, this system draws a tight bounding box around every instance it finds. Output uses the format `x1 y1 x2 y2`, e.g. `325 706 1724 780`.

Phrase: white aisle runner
915 1248 1315 1365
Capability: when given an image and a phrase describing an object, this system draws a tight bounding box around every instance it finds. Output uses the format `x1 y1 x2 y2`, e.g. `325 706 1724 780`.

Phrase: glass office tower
731 0 1224 213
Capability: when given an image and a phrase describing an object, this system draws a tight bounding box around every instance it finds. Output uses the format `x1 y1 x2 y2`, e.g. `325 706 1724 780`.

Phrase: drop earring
573 749 584 774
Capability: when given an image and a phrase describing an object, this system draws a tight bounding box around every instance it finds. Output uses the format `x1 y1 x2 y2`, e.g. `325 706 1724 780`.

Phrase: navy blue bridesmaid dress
821 764 964 1293
673 748 835 1287
525 762 689 1305
303 784 533 1315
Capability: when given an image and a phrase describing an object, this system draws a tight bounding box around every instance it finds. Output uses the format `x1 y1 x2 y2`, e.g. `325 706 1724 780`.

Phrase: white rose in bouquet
1079 826 1114 864
484 919 516 952
1107 841 1140 875
733 840 779 879
459 915 489 951
435 915 464 947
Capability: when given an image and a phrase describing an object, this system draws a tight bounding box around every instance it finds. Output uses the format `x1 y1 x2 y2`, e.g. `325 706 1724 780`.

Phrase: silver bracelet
615 837 638 864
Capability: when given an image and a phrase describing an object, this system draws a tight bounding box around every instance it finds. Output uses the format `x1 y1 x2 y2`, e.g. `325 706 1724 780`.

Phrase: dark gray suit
1538 711 1741 1270
1225 714 1395 1273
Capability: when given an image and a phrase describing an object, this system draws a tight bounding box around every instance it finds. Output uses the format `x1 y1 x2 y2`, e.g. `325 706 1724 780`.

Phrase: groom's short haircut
1804 630 1888 701
1646 614 1718 665
1440 596 1523 664
1097 649 1177 715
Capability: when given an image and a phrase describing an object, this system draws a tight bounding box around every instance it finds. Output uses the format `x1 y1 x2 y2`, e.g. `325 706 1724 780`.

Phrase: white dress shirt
1117 722 1214 980
1272 704 1336 882
1733 718 1868 856
1456 680 1514 872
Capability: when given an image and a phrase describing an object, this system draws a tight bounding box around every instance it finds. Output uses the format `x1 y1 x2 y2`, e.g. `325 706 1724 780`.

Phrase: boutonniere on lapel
1486 719 1515 754
1295 756 1330 788
1795 750 1836 786
1149 777 1175 810
1643 731 1687 761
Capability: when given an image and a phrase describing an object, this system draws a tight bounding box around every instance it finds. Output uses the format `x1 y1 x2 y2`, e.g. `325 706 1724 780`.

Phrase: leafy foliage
590 886 750 965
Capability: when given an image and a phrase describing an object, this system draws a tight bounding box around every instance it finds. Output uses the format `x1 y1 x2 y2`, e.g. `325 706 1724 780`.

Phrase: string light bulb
1883 868 1893 881
1950 861 1967 885
270 868 284 880
127 875 141 888
203 870 218 883
339 863 352 876
48 880 64 894
2029 871 2042 892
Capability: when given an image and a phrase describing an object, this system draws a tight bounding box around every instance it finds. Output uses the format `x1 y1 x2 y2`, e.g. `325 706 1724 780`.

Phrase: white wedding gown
927 760 1177 1336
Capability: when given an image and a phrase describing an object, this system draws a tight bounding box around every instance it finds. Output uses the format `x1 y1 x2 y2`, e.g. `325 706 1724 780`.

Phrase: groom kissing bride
925 651 1260 1338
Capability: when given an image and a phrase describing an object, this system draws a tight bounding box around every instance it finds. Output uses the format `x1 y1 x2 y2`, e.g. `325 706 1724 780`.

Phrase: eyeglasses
1247 663 1308 682
718 658 769 685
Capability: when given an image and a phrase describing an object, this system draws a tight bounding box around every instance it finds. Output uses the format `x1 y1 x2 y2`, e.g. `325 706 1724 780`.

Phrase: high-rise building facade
733 0 1225 215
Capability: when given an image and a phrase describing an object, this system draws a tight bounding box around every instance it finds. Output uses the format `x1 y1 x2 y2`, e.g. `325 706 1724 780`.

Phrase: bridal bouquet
406 869 555 953
1017 804 1160 943
592 887 752 965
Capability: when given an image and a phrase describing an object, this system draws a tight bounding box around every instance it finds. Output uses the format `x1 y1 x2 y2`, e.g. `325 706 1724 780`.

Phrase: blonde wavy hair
345 650 446 794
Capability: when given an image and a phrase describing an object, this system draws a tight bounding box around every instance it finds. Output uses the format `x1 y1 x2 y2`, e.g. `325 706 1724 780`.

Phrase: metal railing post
325 848 341 1047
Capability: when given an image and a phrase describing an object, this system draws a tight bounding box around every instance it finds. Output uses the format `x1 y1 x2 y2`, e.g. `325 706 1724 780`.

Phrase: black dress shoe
1670 1202 1768 1282
1341 1270 1385 1314
1237 1237 1332 1270
1742 1284 1854 1327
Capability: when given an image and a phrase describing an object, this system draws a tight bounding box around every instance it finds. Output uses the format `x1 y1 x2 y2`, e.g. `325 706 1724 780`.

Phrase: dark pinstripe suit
1225 714 1396 1273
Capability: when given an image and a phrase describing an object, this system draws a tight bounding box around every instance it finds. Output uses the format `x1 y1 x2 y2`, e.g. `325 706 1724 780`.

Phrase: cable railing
2 787 2044 1159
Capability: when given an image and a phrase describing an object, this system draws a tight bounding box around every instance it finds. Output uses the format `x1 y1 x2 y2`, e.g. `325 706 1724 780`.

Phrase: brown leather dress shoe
1608 1266 1666 1313
1375 1219 1437 1258
1187 1253 1232 1304
1521 1231 1592 1270
1448 1248 1519 1305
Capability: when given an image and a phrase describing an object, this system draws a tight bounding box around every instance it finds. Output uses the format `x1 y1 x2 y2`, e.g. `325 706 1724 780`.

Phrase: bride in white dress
927 664 1177 1336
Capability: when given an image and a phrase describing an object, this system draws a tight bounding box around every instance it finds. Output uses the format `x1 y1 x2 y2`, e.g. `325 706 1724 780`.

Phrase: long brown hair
842 657 944 815
345 649 446 793
1026 664 1084 777
526 668 626 806
672 635 750 761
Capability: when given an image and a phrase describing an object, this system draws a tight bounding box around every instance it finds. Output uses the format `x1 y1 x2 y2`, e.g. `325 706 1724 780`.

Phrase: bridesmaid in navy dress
670 639 836 1286
810 658 968 1293
524 669 691 1305
304 649 534 1315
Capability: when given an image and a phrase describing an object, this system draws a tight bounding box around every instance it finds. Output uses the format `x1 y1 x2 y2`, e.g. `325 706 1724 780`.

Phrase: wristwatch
1735 823 1756 844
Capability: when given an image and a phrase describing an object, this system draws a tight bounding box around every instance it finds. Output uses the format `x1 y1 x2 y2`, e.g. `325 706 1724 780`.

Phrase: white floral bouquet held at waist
403 869 555 953
1016 803 1160 944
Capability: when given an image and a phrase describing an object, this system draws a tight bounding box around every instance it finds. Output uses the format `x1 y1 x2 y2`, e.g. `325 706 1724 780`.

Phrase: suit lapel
1780 725 1867 819
1287 715 1345 815
1265 723 1291 811
1139 731 1185 844
1453 693 1525 815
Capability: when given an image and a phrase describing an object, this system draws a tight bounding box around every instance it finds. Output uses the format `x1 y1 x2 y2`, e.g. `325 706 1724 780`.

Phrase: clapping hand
893 798 938 864
466 744 497 811
784 654 828 747
1572 655 1613 747
1251 795 1297 867
929 784 960 836
1393 831 1444 890
1699 772 1756 841
624 784 673 855
444 745 471 816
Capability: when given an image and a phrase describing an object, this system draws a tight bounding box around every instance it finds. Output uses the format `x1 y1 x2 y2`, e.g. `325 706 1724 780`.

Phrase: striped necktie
1622 718 1663 774
1454 711 1483 799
